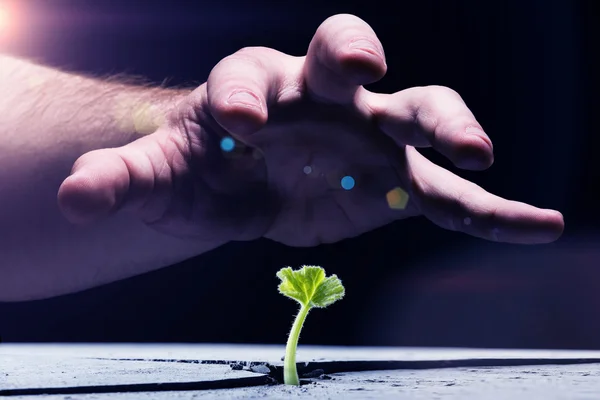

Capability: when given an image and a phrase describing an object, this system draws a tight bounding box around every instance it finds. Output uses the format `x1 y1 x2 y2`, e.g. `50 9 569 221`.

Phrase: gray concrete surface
6 343 600 362
1 351 259 389
4 344 600 398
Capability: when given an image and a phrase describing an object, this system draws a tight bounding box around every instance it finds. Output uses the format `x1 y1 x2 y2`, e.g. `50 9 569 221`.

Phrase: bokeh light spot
303 166 312 175
386 187 409 210
0 3 11 40
0 7 7 33
132 102 162 135
0 1 20 47
220 137 235 152
341 175 355 190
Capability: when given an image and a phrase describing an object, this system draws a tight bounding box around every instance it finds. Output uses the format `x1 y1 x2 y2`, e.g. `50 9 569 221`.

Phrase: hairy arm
0 55 218 301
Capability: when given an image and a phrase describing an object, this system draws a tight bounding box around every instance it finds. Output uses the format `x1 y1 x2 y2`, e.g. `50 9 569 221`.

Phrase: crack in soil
92 356 600 380
4 357 600 396
0 376 276 396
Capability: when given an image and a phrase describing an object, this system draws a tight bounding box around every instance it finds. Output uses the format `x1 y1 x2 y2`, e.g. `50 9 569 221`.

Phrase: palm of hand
184 95 418 246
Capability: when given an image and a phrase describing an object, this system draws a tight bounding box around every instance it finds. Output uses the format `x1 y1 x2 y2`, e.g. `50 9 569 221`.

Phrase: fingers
366 86 494 171
205 46 302 137
207 14 387 135
304 14 387 104
58 131 177 224
405 147 564 244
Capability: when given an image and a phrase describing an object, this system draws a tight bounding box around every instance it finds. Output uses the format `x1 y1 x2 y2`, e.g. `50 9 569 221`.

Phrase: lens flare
0 6 8 34
386 187 409 210
0 1 17 47
220 137 235 152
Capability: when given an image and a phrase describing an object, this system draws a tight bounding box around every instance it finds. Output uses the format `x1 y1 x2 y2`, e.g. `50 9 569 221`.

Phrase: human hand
58 14 564 247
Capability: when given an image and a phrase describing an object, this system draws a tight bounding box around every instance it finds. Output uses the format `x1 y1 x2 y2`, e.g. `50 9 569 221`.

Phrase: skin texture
0 14 563 301
0 53 220 302
59 14 564 246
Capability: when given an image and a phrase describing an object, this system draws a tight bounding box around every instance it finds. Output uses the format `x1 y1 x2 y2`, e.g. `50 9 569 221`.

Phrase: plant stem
284 304 310 385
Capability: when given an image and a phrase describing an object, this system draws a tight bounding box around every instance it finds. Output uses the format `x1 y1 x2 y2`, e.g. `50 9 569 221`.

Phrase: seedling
277 265 345 386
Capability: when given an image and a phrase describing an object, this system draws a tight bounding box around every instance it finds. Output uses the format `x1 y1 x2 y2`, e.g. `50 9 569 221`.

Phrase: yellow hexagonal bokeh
386 187 409 210
131 102 164 135
113 97 165 135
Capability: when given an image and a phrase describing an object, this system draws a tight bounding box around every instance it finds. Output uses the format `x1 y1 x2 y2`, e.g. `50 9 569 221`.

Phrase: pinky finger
406 147 564 244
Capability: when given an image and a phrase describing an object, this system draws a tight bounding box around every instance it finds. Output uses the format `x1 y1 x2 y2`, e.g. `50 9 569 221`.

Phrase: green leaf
277 265 345 308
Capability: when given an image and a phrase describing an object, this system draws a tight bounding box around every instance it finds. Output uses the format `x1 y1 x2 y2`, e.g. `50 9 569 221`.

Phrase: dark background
1 0 599 349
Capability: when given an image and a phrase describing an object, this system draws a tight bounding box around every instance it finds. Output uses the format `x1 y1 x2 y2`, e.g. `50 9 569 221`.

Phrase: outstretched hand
58 14 564 247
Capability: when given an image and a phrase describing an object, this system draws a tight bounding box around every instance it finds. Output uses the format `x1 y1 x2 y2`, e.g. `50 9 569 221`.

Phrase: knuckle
455 192 499 236
208 52 268 97
235 46 269 59
408 173 440 217
444 189 489 229
209 46 285 84
408 171 430 201
220 51 264 71
425 85 461 98
444 190 468 231
320 14 369 31
233 46 283 65
414 86 464 111
209 47 273 79
437 116 480 136
431 84 454 93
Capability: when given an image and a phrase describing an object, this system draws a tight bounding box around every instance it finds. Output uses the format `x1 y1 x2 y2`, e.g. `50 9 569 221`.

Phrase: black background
1 0 599 349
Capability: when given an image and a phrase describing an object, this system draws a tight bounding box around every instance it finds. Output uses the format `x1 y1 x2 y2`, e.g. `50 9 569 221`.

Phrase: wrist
114 85 192 142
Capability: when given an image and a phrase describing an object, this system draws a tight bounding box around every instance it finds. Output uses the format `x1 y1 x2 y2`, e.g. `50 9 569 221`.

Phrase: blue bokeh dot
220 137 235 152
341 175 355 190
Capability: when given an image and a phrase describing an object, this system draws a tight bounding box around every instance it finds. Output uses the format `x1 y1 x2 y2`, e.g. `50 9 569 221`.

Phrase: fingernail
466 126 493 150
348 38 384 60
455 144 494 170
227 90 262 111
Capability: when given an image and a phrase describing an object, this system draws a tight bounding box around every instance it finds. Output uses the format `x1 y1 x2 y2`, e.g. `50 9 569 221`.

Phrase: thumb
58 132 176 224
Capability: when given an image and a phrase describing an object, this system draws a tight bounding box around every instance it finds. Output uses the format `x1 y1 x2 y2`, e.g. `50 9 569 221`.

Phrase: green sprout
277 265 345 386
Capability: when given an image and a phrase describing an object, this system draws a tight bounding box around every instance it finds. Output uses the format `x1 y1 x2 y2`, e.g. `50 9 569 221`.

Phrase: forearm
0 55 217 302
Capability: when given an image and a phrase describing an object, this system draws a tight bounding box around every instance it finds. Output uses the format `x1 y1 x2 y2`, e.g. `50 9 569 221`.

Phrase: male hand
58 14 564 247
